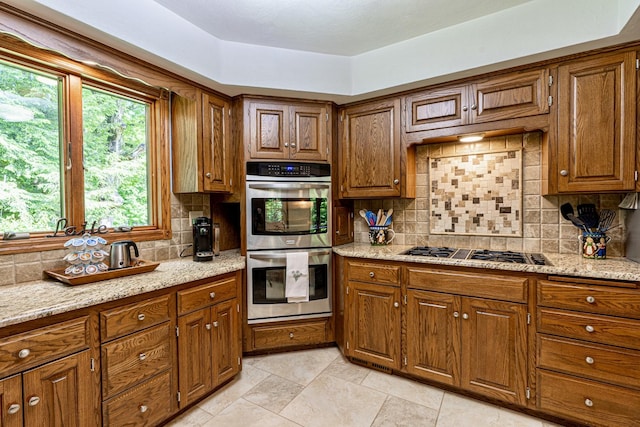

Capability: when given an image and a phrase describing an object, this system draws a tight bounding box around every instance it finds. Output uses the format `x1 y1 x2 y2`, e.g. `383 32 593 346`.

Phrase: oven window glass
252 198 328 235
252 264 328 304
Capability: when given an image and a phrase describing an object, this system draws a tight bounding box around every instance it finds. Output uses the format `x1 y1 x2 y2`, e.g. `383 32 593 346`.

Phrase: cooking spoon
358 209 369 224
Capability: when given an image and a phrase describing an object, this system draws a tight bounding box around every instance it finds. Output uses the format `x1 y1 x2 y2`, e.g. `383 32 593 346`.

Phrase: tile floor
166 347 563 427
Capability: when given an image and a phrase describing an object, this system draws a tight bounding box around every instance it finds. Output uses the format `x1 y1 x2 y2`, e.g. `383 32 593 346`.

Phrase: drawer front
103 371 173 427
101 294 171 341
101 323 172 398
0 316 90 377
538 280 640 319
252 320 328 350
347 261 400 286
538 334 640 389
407 267 527 302
538 308 640 350
177 276 237 315
538 370 640 427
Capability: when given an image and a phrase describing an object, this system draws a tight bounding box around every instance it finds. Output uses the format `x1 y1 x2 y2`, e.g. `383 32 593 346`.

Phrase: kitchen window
0 45 171 254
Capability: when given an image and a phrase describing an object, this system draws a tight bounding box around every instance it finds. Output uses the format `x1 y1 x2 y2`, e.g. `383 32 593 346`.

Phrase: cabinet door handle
453 311 460 318
291 143 296 148
462 313 469 320
137 313 145 321
28 396 40 407
471 104 477 110
213 321 219 328
139 404 148 413
369 271 375 278
206 323 212 330
289 332 294 338
560 169 569 176
585 325 595 333
209 291 216 299
462 106 468 112
8 403 20 414
584 398 594 407
18 349 30 359
139 353 147 361
393 179 399 185
394 302 399 308
586 296 595 303
284 143 289 147
205 172 212 179
585 356 595 364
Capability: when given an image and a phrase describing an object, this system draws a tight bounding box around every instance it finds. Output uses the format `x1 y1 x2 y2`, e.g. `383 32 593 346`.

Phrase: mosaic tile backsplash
430 150 522 236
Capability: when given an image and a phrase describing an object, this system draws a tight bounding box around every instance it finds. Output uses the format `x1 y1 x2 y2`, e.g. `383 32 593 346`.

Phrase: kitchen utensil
376 209 384 225
358 209 368 223
109 240 139 269
365 210 376 226
383 208 393 226
560 203 589 232
577 204 599 230
597 209 616 231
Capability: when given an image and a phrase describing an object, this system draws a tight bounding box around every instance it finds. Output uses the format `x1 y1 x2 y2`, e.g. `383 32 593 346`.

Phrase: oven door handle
248 249 332 261
247 183 330 190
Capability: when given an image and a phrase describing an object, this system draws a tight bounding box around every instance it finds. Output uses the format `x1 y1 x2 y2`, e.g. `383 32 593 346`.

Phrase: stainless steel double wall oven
245 162 332 324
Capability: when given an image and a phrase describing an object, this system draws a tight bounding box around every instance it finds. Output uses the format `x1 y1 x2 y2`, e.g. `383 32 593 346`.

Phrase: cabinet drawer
252 320 328 350
101 323 172 398
538 308 640 350
347 261 399 286
0 316 90 377
407 267 527 303
103 371 173 427
538 334 640 389
538 370 640 427
177 276 237 315
538 280 640 319
101 295 171 341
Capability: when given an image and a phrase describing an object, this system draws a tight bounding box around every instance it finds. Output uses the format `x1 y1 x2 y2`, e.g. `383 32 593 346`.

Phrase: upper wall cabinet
338 98 415 198
172 90 233 193
404 68 550 133
545 51 637 194
244 99 331 162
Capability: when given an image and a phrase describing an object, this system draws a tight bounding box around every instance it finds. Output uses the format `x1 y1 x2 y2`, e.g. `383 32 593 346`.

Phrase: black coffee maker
193 217 214 261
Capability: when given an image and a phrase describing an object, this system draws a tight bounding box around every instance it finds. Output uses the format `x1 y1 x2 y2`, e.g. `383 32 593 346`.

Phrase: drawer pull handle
462 313 469 320
210 291 216 299
8 403 20 414
289 332 294 338
585 356 594 364
18 349 30 359
139 353 147 361
369 272 375 278
137 313 145 321
139 405 148 413
586 296 596 304
584 398 594 407
585 325 595 333
28 396 40 407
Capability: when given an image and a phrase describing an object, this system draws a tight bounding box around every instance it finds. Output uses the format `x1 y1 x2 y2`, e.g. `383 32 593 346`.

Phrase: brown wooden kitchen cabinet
339 98 414 198
0 315 100 427
404 68 549 133
244 98 331 161
544 51 637 194
536 277 640 426
333 204 354 246
344 260 401 370
176 272 241 408
172 89 233 193
405 267 529 406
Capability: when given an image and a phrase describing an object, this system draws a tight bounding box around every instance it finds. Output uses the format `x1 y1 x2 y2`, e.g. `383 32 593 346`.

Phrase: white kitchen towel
285 251 309 303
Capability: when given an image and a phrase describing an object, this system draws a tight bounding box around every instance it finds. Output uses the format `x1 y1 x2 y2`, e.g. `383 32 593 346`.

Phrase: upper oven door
246 181 332 250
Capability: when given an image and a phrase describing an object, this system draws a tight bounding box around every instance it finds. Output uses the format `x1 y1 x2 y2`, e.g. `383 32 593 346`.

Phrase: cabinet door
340 99 401 198
23 350 98 427
404 86 468 132
471 68 549 123
248 102 288 159
289 104 329 161
202 92 232 192
556 51 636 192
0 375 22 427
212 299 239 387
460 298 527 405
333 205 353 246
347 281 401 370
177 308 212 407
406 289 460 386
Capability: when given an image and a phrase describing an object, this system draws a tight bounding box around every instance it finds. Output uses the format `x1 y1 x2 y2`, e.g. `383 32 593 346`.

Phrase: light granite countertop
333 243 640 282
0 250 245 329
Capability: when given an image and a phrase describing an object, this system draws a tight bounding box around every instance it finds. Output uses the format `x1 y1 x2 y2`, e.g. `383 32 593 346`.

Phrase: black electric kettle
109 240 139 269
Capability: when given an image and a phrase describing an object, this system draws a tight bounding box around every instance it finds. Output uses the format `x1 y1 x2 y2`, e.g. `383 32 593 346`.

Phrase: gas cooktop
402 246 548 265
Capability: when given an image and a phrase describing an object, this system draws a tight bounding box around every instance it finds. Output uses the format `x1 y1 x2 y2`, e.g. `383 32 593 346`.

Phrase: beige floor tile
246 346 340 386
437 393 545 427
165 406 213 426
243 374 305 413
202 399 301 427
361 370 444 410
321 354 371 384
371 395 438 427
196 364 270 416
280 373 387 427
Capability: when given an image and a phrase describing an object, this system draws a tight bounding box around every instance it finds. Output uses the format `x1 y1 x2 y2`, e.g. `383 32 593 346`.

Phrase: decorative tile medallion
429 150 522 236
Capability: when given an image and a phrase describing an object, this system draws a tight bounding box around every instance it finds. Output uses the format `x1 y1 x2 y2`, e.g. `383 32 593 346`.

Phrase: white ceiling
152 0 534 56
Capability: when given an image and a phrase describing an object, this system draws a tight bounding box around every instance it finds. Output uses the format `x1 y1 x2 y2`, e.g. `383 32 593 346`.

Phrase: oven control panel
247 162 330 178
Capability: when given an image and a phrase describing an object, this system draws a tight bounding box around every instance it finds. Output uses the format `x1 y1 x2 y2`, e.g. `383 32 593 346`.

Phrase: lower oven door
247 248 332 324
